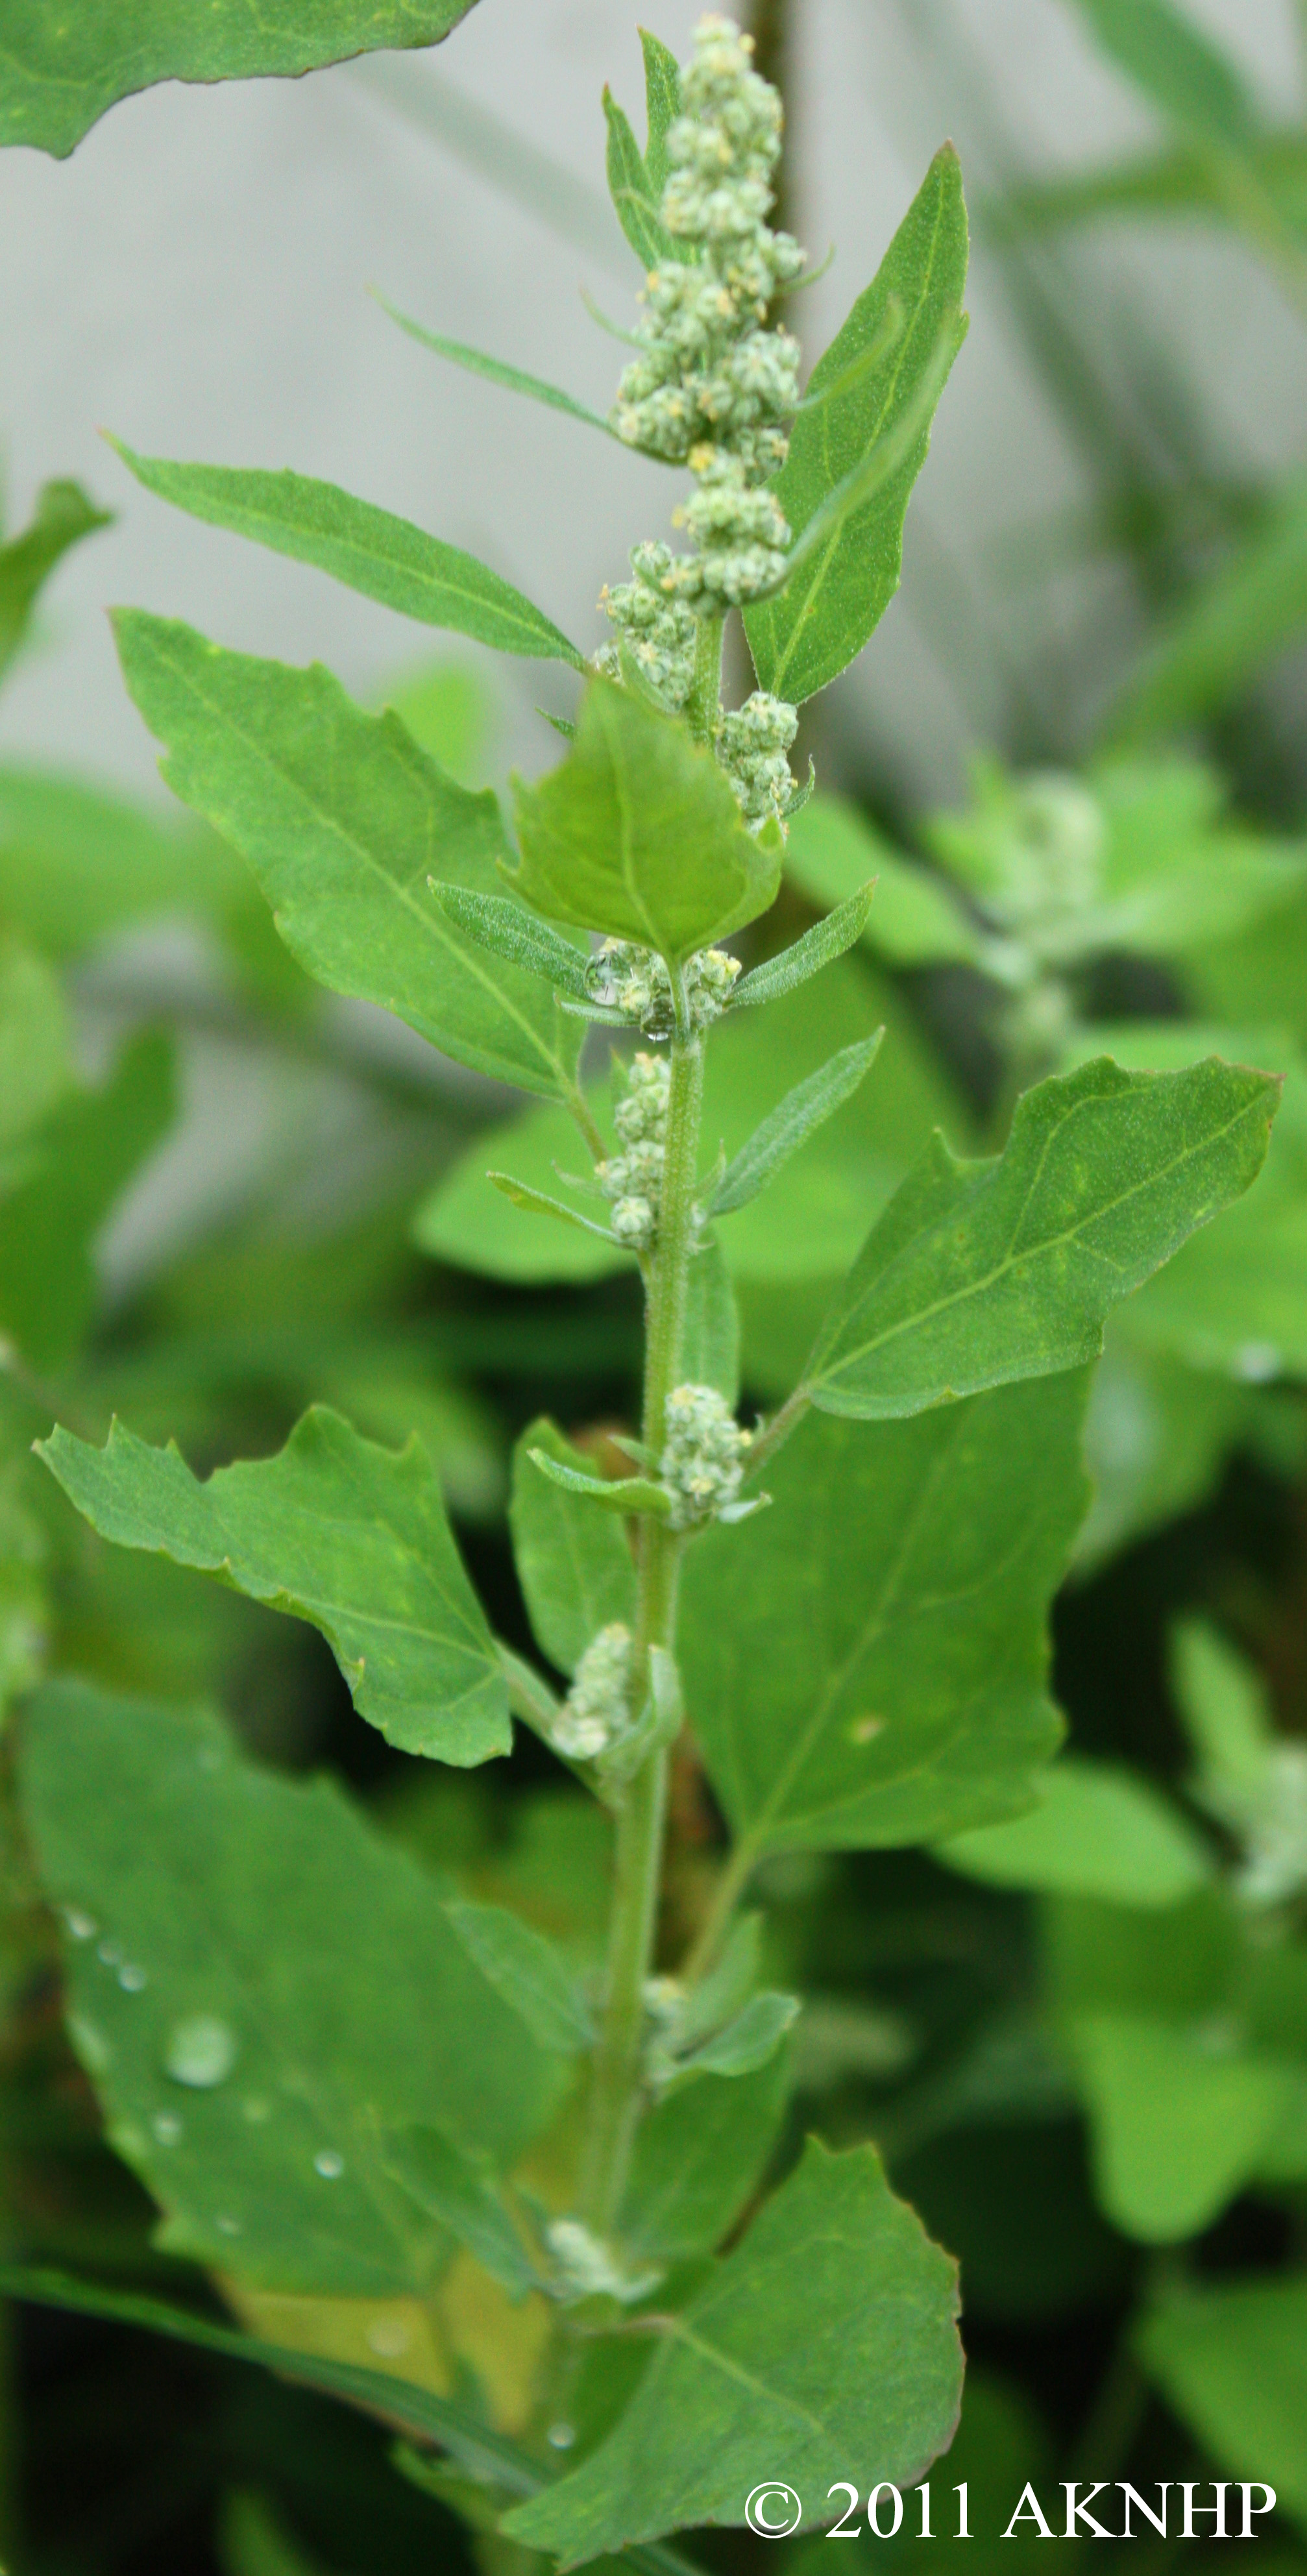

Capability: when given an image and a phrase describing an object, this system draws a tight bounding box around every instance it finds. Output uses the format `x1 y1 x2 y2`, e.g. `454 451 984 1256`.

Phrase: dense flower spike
660 1381 753 1529
599 14 801 828
553 1622 634 1759
585 942 742 1038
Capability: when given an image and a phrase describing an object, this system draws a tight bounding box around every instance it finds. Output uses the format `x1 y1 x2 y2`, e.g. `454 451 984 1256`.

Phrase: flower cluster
594 541 696 711
545 2215 661 2305
718 690 799 828
585 940 740 1038
596 1052 670 1251
552 1622 633 1760
660 1381 753 1530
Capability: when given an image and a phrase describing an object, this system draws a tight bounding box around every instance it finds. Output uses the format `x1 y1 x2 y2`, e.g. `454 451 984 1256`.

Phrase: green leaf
509 1418 637 1678
729 883 879 1006
936 1756 1212 1906
1073 2011 1287 2242
0 0 482 157
679 1369 1089 1858
38 1406 509 1765
1069 0 1259 150
654 1992 800 2091
377 2124 536 2296
603 90 678 270
506 2139 961 2562
784 794 979 965
487 1172 619 1249
744 149 969 705
711 1034 884 1218
527 1447 671 1519
19 1681 559 2294
1108 475 1307 741
416 1101 624 1286
1171 1619 1273 1795
511 678 779 963
986 129 1307 243
620 2057 790 2265
425 885 596 1000
443 1895 593 2054
0 937 72 1159
374 299 613 437
0 1029 175 1372
0 480 110 681
681 1238 740 1407
110 443 582 668
0 763 258 963
113 614 584 1100
803 1054 1279 1421
640 29 681 193
1137 2277 1307 2531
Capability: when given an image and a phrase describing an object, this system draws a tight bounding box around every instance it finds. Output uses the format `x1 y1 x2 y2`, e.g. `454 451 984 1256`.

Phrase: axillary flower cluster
595 14 802 836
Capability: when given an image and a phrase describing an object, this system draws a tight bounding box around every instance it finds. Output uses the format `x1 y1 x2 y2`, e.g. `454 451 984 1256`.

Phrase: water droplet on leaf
64 1908 97 1941
151 2111 183 2146
366 2315 411 2357
313 2149 345 2180
118 1963 148 1992
547 2423 577 2451
164 2014 238 2088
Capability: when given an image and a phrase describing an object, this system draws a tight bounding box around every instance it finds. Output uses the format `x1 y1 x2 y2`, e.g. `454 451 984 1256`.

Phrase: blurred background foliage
7 1 1307 2570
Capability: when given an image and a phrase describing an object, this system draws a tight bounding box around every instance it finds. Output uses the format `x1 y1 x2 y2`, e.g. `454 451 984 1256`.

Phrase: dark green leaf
805 1055 1279 1421
1137 2278 1307 2530
110 442 583 667
38 1406 509 1765
444 1895 593 2054
0 480 110 681
744 149 969 705
679 1369 1088 1857
0 1030 175 1373
711 1034 883 1218
1069 0 1258 150
113 614 584 1099
0 0 482 157
506 2139 961 2561
681 1238 740 1406
19 1682 558 2294
730 883 879 1005
509 1418 637 1678
378 2124 537 2296
375 298 613 436
621 2056 790 2265
937 1757 1212 1906
511 678 779 962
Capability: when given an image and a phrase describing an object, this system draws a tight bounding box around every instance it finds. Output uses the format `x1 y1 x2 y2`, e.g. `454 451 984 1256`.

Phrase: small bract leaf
38 1408 509 1765
729 882 879 1007
509 1419 637 1678
510 678 780 963
0 481 111 682
379 2123 537 2298
711 1033 883 1217
376 299 613 438
528 1449 671 1520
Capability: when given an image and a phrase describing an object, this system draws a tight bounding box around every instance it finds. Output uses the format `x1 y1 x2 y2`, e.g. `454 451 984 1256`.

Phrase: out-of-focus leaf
984 130 1307 243
0 937 71 1158
1073 2011 1288 2242
937 1757 1211 1907
745 149 969 705
0 0 483 157
19 1682 559 2294
506 2140 961 2561
1068 0 1260 151
0 1030 175 1373
113 614 585 1099
511 678 779 961
1109 476 1307 741
679 1371 1088 1856
0 765 249 960
620 2056 790 2265
509 1417 637 1678
1137 2278 1307 2531
443 1896 593 2054
0 480 110 680
784 794 979 965
39 1406 509 1765
112 444 583 667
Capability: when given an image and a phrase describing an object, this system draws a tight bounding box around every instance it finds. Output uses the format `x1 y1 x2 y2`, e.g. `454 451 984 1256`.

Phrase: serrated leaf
621 2055 790 2265
0 1029 174 1372
681 1237 740 1406
711 1034 883 1218
0 480 110 681
1073 2011 1287 2243
0 0 482 157
510 676 779 962
19 1682 558 2295
784 794 978 965
38 1407 509 1765
443 1896 593 2054
113 614 583 1100
1136 2278 1307 2531
505 2139 961 2562
936 1757 1212 1906
729 883 879 1006
110 443 582 667
375 299 613 437
1069 0 1258 150
509 1418 637 1678
744 149 969 705
679 1369 1089 1858
804 1055 1279 1421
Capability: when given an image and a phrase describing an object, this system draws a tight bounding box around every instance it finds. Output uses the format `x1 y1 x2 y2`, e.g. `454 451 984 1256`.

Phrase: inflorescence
585 942 741 1042
661 1382 753 1530
596 15 803 837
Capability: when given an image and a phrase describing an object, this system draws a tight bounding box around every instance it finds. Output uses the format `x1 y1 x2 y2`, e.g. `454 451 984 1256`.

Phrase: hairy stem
579 1008 706 2240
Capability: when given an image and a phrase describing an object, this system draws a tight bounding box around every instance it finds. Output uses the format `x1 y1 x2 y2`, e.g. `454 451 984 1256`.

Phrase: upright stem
579 1001 706 2240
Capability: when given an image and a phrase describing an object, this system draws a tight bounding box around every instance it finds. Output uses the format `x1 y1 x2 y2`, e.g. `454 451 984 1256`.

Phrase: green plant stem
685 615 725 748
579 1006 706 2241
679 1835 757 1986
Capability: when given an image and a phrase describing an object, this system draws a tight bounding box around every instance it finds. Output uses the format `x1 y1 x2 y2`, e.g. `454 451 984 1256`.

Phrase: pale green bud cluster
661 1381 753 1530
717 690 799 827
596 1051 670 1251
585 939 741 1038
545 2214 661 2304
552 1621 633 1760
594 541 696 712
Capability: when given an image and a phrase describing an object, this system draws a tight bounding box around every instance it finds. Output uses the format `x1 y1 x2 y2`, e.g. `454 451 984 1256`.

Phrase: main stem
579 987 707 2241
